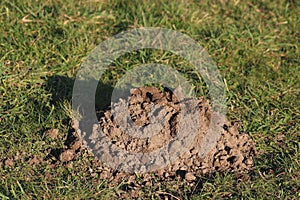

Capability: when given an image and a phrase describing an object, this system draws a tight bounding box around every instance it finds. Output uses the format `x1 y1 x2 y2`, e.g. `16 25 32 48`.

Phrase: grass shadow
44 75 115 113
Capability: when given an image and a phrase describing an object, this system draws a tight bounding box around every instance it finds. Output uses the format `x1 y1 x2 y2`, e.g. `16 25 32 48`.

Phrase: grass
0 0 299 199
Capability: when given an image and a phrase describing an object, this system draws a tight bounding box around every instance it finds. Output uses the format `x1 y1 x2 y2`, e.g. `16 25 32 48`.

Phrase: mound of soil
69 86 256 185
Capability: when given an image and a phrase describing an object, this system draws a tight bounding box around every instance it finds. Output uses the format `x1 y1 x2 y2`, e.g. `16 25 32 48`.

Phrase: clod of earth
44 129 59 140
61 86 256 185
59 149 75 162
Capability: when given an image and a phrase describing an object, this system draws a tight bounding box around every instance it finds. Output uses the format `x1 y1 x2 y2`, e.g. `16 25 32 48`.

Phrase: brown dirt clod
59 149 75 162
44 129 59 140
3 158 14 167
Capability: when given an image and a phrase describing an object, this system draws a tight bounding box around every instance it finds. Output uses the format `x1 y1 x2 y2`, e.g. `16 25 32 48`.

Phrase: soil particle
185 172 196 181
44 129 59 139
3 158 14 167
69 139 82 151
59 149 75 162
28 155 42 166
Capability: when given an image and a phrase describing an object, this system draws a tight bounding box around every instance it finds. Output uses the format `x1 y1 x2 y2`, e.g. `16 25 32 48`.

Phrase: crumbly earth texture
67 86 256 187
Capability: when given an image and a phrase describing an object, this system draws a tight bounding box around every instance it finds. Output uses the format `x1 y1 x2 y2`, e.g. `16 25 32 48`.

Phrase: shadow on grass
44 75 115 113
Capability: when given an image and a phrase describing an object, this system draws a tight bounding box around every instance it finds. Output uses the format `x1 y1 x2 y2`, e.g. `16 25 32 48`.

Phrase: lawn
0 0 299 199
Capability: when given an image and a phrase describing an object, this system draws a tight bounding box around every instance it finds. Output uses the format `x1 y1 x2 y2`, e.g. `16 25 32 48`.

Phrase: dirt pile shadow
44 75 114 111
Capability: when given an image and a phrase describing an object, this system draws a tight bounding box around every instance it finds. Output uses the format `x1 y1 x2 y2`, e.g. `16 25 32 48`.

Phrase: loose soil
67 87 256 185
